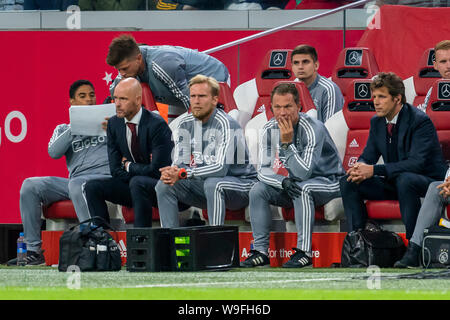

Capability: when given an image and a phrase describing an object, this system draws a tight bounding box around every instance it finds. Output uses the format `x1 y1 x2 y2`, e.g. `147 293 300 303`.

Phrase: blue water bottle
17 232 27 266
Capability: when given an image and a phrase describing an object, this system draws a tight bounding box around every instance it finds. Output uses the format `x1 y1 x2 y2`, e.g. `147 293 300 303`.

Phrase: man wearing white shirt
340 72 447 244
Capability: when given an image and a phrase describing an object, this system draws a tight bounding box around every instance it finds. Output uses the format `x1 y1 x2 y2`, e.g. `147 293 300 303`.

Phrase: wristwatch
121 159 130 170
280 142 292 150
178 168 187 179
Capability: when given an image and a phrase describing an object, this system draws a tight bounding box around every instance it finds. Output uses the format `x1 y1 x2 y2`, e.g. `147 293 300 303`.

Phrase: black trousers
339 172 435 239
85 176 158 228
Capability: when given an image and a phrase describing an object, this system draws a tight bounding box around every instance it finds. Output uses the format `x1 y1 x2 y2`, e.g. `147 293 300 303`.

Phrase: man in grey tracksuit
291 44 344 123
417 40 450 112
156 75 256 227
107 34 229 123
394 167 450 268
8 80 111 266
241 83 344 268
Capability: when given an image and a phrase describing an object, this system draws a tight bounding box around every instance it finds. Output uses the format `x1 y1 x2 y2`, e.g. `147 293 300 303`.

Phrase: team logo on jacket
72 136 105 153
190 152 216 166
348 156 358 167
439 249 448 264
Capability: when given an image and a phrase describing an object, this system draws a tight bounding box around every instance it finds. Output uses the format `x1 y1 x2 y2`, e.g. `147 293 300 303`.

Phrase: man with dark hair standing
340 72 447 241
106 34 229 123
84 78 173 228
155 75 256 227
291 44 344 123
241 83 344 268
7 80 111 266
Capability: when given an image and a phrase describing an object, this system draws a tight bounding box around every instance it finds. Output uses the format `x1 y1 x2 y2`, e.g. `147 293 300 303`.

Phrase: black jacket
107 107 173 183
359 103 447 180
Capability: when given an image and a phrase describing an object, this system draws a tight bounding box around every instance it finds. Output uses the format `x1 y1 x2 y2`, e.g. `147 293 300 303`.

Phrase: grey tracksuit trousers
156 176 256 227
249 177 341 255
20 174 110 252
410 181 449 247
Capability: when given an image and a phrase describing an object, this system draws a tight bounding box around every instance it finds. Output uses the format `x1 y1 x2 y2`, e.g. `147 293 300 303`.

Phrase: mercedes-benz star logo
357 84 369 98
441 83 450 98
348 51 360 65
272 53 285 66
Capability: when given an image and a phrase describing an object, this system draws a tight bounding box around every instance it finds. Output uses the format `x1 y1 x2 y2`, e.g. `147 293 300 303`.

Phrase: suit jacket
359 103 447 181
107 107 174 183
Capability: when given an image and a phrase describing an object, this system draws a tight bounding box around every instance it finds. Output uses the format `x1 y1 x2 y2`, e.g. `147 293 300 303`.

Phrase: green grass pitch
0 266 449 300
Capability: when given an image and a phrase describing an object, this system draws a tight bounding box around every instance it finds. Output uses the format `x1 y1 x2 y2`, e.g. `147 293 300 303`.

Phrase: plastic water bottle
16 232 27 266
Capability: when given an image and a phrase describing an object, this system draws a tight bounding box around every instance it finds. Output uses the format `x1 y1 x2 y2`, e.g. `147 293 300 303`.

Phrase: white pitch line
125 277 347 289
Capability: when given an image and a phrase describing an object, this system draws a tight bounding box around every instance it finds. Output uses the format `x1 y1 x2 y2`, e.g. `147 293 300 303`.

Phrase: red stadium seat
218 81 238 114
331 47 380 97
341 80 375 171
43 200 77 220
413 48 442 108
426 79 450 162
252 50 295 118
234 49 295 128
120 206 160 225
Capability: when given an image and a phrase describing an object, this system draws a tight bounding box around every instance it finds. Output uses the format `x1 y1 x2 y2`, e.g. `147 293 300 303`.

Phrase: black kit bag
58 217 122 272
422 225 450 268
341 222 406 268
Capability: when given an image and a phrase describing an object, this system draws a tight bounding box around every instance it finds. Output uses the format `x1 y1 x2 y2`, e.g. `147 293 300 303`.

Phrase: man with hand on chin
340 72 447 242
241 83 344 269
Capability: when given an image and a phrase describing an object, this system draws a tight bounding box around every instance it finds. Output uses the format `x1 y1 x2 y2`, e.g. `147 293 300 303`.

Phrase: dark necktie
387 123 395 137
126 122 142 162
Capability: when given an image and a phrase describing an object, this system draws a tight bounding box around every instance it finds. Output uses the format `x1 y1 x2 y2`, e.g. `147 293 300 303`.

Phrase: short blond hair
435 40 450 52
189 74 220 97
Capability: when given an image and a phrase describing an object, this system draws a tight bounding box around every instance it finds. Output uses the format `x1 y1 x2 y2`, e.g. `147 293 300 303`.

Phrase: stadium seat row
43 46 450 230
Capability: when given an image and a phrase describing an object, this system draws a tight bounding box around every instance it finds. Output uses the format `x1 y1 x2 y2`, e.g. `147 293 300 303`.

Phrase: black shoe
240 250 270 268
282 248 312 268
7 250 45 266
394 242 421 268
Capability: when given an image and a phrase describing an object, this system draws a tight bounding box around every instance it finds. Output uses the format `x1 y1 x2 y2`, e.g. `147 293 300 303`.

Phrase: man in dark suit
340 72 447 240
84 78 173 227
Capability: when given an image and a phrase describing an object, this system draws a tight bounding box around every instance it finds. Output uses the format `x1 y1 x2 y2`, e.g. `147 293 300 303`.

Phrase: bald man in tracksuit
155 75 256 227
241 83 344 269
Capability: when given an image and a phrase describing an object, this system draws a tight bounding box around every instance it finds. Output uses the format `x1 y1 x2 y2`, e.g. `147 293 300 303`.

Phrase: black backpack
341 222 406 268
58 217 122 272
422 225 450 268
